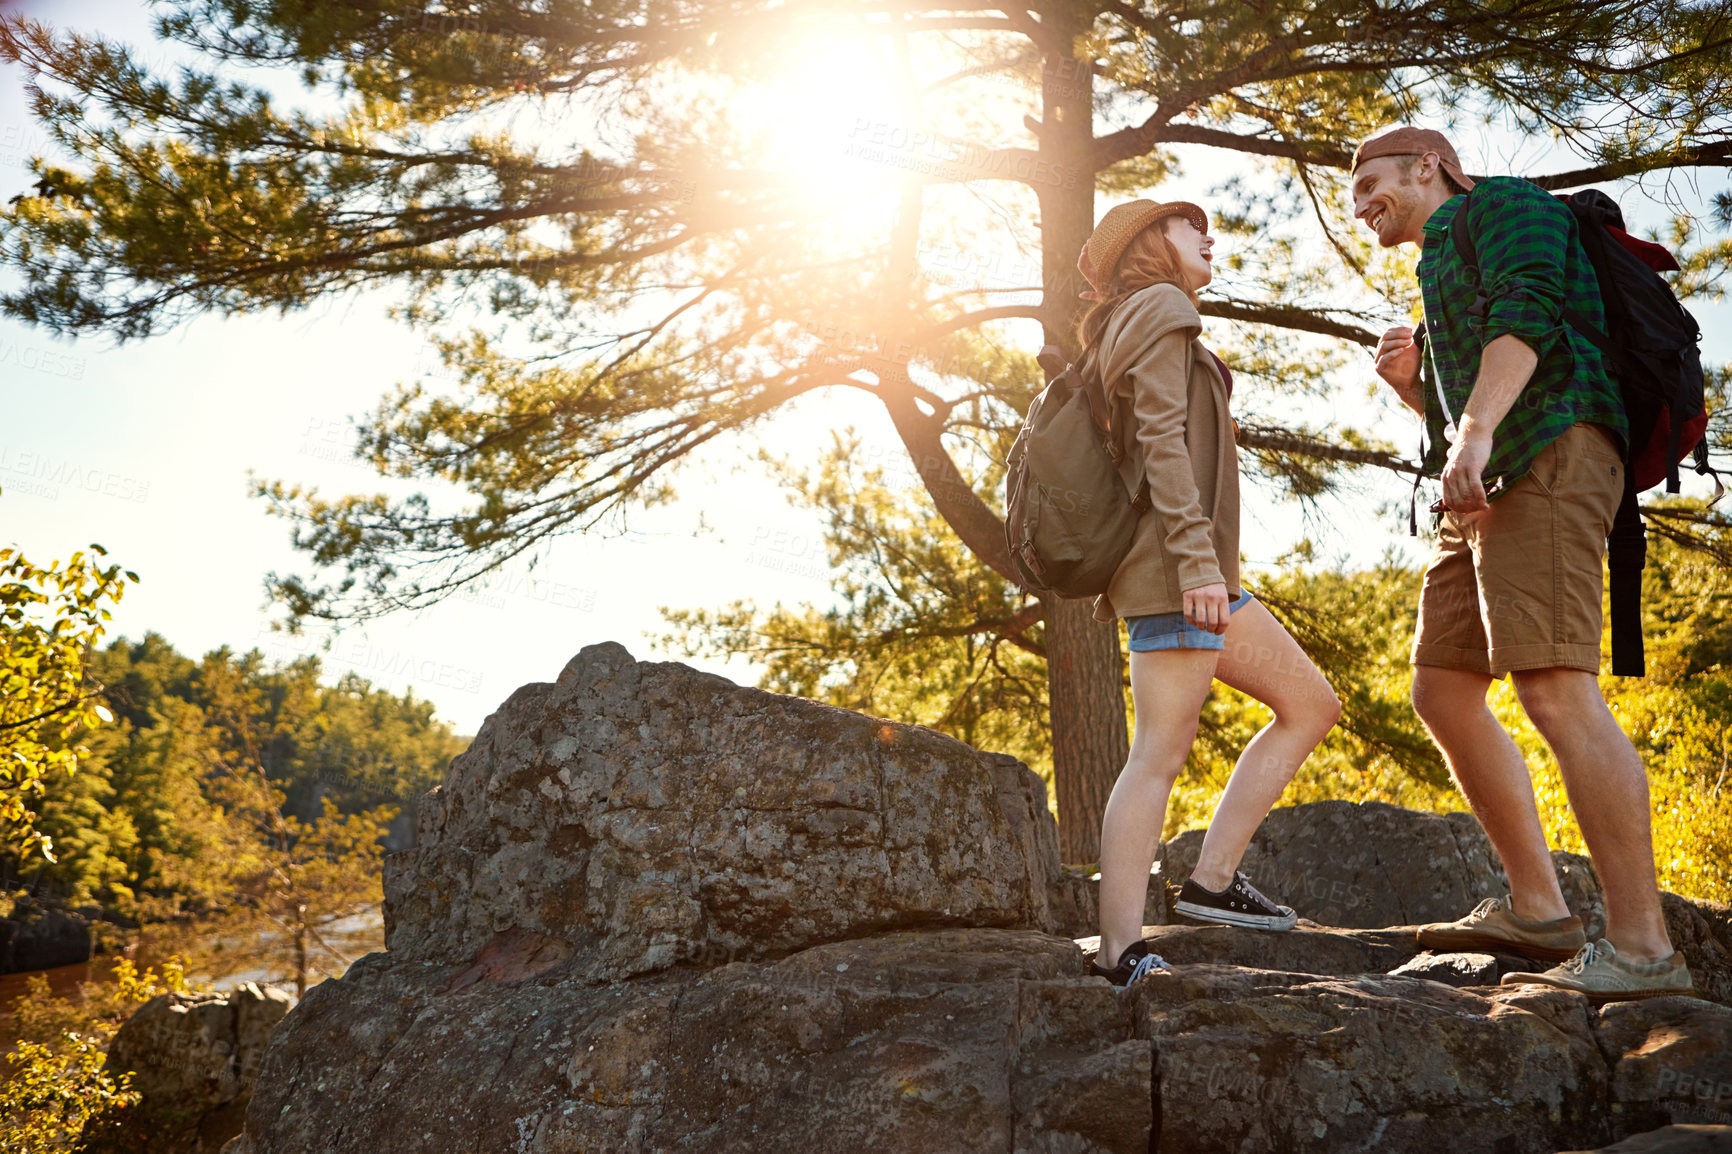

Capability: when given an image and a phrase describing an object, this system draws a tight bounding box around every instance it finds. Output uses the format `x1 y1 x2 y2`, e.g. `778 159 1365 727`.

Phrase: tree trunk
1042 593 1128 863
881 6 1128 863
294 911 308 999
1034 6 1128 865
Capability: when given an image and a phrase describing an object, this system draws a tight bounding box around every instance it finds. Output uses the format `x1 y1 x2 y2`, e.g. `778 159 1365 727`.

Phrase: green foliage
0 632 463 941
0 956 204 1154
0 539 137 862
194 778 398 998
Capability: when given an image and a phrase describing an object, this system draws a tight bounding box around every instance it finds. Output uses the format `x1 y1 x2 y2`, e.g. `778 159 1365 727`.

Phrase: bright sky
2 1 1728 736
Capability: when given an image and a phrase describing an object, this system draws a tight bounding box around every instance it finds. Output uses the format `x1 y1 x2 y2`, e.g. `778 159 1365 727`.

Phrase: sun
730 34 914 228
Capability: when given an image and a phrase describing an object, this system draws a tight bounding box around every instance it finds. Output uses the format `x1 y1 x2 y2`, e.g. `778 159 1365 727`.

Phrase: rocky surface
1386 949 1501 986
1079 921 1426 977
226 929 1146 1153
217 643 1732 1154
95 982 292 1153
1138 965 1615 1153
1155 799 1508 928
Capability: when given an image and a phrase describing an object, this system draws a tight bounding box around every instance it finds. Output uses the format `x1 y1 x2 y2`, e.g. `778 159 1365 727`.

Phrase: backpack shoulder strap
1448 192 1492 326
1450 191 1478 271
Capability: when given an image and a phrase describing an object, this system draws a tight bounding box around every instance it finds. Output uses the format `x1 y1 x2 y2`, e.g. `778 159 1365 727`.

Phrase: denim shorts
1127 590 1255 652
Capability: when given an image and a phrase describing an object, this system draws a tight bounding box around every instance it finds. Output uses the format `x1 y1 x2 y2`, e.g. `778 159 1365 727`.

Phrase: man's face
1352 155 1427 248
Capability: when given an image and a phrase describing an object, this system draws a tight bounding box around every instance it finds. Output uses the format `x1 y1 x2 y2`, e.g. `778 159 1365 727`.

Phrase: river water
1 907 386 1058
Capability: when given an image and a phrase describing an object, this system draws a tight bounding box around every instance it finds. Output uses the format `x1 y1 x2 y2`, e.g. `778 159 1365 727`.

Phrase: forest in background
1 629 467 989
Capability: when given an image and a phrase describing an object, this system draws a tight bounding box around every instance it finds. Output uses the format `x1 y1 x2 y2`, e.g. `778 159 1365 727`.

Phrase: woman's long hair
1076 218 1195 350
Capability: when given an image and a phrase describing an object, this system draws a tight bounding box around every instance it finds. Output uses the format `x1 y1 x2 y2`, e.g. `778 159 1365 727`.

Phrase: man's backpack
1449 185 1722 676
1004 343 1150 597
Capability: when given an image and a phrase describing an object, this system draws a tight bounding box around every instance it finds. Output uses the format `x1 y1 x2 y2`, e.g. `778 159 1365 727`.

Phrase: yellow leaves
0 1035 141 1154
1 952 202 1152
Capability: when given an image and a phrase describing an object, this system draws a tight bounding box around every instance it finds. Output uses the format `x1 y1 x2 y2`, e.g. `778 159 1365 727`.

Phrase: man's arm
1441 334 1539 514
1440 180 1568 514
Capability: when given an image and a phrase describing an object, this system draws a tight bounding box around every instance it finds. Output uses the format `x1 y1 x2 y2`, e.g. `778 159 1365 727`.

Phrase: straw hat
1077 199 1209 298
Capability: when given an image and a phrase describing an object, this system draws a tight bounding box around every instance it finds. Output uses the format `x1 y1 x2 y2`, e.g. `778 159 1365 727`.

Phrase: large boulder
1595 996 1732 1135
1154 800 1506 928
221 644 1732 1154
1664 894 1732 1008
94 982 292 1153
382 642 1065 982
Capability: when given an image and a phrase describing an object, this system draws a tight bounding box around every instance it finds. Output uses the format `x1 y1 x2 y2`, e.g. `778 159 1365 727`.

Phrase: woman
1078 200 1343 987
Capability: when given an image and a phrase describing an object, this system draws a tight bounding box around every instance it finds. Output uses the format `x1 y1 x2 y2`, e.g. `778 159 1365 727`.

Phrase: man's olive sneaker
1416 896 1586 962
1499 938 1695 1005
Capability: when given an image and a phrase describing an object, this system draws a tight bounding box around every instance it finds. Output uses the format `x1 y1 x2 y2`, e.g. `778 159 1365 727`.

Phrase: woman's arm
1125 328 1224 595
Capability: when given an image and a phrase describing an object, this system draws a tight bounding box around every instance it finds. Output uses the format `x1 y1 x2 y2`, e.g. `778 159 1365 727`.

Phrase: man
1351 126 1691 1002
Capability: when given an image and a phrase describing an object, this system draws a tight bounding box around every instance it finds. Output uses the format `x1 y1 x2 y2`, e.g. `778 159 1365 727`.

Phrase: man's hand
1374 326 1424 415
1438 335 1538 516
1441 429 1493 515
1183 582 1231 635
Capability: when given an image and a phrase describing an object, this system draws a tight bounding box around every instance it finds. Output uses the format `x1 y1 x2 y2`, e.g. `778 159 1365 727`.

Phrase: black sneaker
1090 939 1172 987
1173 871 1298 931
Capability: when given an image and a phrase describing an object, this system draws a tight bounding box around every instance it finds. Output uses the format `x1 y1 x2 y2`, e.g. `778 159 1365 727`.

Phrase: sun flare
731 36 914 229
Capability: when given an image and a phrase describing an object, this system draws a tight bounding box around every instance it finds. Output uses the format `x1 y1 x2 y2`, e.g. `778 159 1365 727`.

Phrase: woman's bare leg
1097 646 1218 967
1189 599 1342 891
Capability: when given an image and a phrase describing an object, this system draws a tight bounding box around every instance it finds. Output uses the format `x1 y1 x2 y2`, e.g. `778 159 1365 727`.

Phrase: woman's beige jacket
1089 282 1241 623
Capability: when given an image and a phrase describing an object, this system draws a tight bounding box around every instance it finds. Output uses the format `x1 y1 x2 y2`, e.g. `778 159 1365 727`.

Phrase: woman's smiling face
1164 217 1214 292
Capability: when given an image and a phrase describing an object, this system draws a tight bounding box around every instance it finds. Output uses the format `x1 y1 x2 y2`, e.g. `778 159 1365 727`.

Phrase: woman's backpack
1004 344 1150 597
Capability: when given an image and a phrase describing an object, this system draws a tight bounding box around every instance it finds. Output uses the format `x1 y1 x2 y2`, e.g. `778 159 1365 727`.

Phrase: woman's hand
1183 582 1231 635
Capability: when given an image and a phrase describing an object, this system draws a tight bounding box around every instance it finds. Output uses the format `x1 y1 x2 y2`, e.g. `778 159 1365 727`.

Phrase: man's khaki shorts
1413 422 1624 677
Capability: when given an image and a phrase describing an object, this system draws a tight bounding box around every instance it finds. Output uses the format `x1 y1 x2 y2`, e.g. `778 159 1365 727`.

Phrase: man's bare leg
1511 667 1673 962
1409 664 1572 922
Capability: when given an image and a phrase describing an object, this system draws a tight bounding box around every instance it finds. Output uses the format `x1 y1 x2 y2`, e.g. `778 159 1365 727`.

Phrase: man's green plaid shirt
1416 176 1627 497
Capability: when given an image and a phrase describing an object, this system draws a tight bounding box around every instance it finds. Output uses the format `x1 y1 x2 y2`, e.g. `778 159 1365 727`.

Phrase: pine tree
4 2 1730 858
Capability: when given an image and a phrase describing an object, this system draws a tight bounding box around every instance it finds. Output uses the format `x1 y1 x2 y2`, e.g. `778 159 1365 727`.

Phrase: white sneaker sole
1173 900 1298 932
